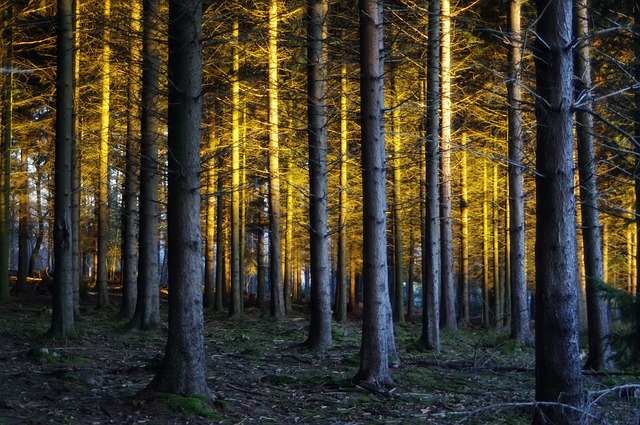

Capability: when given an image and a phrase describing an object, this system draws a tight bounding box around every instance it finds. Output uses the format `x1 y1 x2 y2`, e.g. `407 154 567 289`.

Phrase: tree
0 1 13 303
354 0 395 386
96 0 112 308
267 0 285 318
336 62 349 320
459 133 470 325
304 0 332 353
119 0 141 320
439 0 457 332
48 0 76 339
574 0 612 370
533 0 583 421
130 0 161 330
148 0 209 395
420 0 441 351
507 0 533 345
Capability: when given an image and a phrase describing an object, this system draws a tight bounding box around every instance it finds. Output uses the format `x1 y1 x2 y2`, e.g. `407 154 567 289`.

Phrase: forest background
0 0 640 423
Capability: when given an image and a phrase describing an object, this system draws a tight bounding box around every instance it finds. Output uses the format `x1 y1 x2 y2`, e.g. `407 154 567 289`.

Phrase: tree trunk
96 0 111 308
268 0 285 318
336 62 349 319
305 0 332 352
354 0 395 386
633 0 640 364
507 0 533 346
420 0 441 351
29 173 45 278
203 122 216 309
391 76 405 325
284 169 293 314
214 161 225 312
229 18 242 318
71 0 81 316
17 146 28 293
439 0 457 332
256 227 266 309
49 0 76 338
533 0 583 421
148 0 209 395
482 148 490 328
459 133 470 326
130 0 160 329
119 0 141 320
574 0 612 371
0 2 12 303
492 162 501 326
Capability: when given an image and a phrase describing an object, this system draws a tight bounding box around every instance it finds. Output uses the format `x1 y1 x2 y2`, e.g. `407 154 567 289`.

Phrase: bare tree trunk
49 0 76 338
533 0 583 421
0 0 12 303
229 18 242 318
439 0 456 332
420 0 441 351
119 0 141 320
574 0 612 371
459 133 470 326
492 162 501 326
130 0 160 329
354 0 396 386
203 123 215 309
71 0 81 315
17 146 28 293
507 0 533 345
96 0 111 308
305 0 332 352
214 160 225 312
148 0 209 395
391 76 405 325
482 148 490 328
267 0 285 318
337 62 349 319
29 172 45 278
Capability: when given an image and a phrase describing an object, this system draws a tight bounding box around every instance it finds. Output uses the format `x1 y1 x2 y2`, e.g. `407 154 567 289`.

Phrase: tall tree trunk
439 0 456 332
71 0 81 315
533 0 583 421
633 0 640 363
0 1 13 303
214 161 225 312
482 148 490 328
305 0 332 352
119 0 141 320
229 18 242 318
130 0 160 329
492 162 501 325
256 225 266 309
391 76 404 324
507 0 533 345
49 0 76 338
268 0 285 318
17 145 28 293
407 229 415 319
337 62 349 318
574 0 612 371
28 172 45 277
354 0 396 385
504 186 512 329
284 167 292 314
459 133 470 326
149 0 209 395
420 0 441 351
96 0 111 308
203 120 216 309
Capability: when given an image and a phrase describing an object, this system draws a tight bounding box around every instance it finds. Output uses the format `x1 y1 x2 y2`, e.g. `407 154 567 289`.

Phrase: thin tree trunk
0 0 12 303
229 18 242 317
49 0 76 338
305 0 332 352
337 62 349 318
119 0 141 320
29 172 45 278
574 0 612 371
354 0 396 385
533 0 583 420
493 162 501 326
148 0 209 394
439 0 456 332
214 161 225 312
420 0 441 351
507 0 533 346
482 149 490 328
203 122 216 309
71 0 81 315
130 0 160 329
459 133 470 326
391 76 404 325
96 0 111 308
284 167 292 314
256 226 266 309
268 0 285 318
17 146 28 293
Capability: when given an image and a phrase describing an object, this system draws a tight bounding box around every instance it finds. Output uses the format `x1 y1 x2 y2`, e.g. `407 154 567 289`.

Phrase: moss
157 393 222 419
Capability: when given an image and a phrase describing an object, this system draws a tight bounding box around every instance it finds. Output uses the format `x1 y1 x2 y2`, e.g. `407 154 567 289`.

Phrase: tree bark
267 0 285 318
459 133 470 326
17 145 28 293
533 0 583 421
49 0 76 338
305 0 332 352
354 0 395 386
214 160 226 312
337 62 349 319
507 0 533 346
574 0 612 371
119 0 141 320
391 76 405 325
203 122 216 309
148 0 209 395
130 0 160 329
0 0 12 303
420 0 441 351
439 0 457 332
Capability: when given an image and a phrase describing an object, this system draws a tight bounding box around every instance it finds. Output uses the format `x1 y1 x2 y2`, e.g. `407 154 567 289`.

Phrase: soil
0 284 638 424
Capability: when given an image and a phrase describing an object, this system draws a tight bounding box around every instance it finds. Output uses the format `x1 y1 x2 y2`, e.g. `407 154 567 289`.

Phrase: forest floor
0 284 639 424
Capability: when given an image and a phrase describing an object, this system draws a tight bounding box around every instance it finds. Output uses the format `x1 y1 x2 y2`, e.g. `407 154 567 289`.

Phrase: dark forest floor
0 284 639 424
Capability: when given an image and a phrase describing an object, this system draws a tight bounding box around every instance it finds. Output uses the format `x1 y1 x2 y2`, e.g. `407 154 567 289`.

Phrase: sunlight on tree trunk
459 133 470 326
230 18 242 318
